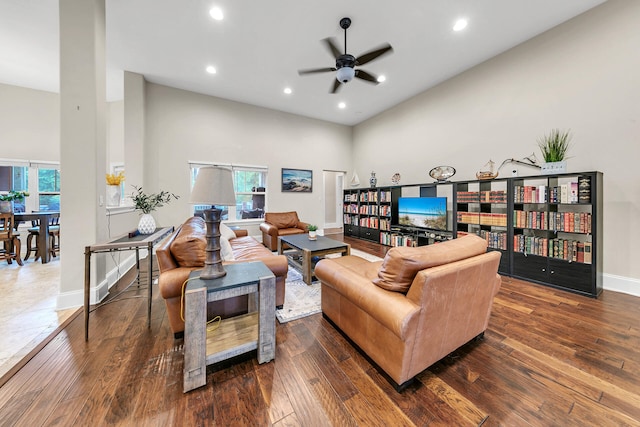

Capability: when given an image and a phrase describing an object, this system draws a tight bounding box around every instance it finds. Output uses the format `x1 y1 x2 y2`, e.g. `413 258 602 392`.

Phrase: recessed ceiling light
283 87 292 95
206 65 217 74
453 19 468 32
209 6 224 21
338 102 346 109
377 75 386 83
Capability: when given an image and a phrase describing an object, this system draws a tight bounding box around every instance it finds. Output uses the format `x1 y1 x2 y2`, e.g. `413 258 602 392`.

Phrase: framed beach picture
281 168 313 192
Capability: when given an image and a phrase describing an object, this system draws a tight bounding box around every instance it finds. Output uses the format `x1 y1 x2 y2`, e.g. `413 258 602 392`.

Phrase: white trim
603 273 640 297
56 251 143 309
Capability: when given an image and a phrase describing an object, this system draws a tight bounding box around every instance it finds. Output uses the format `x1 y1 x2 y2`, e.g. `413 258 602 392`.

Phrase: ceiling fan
298 17 393 93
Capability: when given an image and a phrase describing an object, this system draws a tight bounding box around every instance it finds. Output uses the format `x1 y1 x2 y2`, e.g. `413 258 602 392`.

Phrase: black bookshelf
344 171 603 297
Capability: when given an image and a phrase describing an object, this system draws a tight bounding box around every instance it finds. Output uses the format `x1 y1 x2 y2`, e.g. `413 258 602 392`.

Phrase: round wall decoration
391 173 401 184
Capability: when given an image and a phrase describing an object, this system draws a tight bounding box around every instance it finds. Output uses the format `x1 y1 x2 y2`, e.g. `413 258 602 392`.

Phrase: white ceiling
0 0 606 126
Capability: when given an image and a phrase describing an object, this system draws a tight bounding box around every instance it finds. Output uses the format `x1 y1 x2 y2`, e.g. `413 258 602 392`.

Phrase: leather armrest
315 259 420 339
233 229 249 237
156 226 180 273
296 221 310 232
260 222 279 236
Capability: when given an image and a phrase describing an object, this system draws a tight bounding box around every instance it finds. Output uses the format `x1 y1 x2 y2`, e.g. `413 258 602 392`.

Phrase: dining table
14 211 60 264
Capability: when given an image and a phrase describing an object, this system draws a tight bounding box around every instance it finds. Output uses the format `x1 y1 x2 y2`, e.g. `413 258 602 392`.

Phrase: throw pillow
220 236 235 261
170 217 206 267
372 234 488 293
220 222 236 241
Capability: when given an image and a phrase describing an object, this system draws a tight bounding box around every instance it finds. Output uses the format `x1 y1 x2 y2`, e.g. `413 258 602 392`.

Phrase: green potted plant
307 224 318 240
0 190 29 213
131 186 179 234
538 128 571 174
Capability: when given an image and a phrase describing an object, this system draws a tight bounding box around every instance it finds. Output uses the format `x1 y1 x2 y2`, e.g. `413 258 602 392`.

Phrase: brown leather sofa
259 211 310 251
314 234 501 390
156 216 288 338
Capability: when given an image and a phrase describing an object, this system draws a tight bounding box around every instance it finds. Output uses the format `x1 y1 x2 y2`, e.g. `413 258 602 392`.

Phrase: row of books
359 191 378 202
514 210 592 233
344 193 358 202
344 203 358 214
359 205 379 215
380 219 392 231
359 217 378 229
513 235 592 263
380 232 419 247
458 230 507 250
343 214 358 226
379 191 393 202
457 212 508 226
513 210 549 229
515 178 591 204
457 190 507 203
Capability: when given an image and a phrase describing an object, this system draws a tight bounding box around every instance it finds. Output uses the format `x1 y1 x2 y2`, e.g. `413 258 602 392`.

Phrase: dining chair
0 212 23 266
25 216 60 261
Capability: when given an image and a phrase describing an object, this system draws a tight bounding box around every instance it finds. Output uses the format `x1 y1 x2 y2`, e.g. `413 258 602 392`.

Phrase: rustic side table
183 261 276 392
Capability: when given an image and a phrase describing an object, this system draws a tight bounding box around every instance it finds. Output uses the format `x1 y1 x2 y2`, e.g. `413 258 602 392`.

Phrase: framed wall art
281 168 312 192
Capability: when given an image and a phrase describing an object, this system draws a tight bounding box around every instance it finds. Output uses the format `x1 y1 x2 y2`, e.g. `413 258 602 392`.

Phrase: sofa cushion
372 234 488 293
220 236 235 261
266 211 299 229
169 217 206 267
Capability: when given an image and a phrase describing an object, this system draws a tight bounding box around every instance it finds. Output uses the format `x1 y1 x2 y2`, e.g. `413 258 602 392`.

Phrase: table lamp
189 166 236 279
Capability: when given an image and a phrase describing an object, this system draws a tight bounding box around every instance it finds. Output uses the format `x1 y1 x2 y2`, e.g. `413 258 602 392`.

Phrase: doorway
322 170 345 232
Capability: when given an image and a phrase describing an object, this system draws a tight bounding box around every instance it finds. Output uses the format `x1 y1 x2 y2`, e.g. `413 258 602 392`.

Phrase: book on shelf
584 241 592 264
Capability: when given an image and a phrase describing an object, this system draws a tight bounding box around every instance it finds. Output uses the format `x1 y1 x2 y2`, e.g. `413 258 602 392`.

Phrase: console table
83 226 174 341
183 262 275 392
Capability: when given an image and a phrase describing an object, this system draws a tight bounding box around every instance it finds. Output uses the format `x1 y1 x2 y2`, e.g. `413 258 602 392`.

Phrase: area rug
275 248 382 323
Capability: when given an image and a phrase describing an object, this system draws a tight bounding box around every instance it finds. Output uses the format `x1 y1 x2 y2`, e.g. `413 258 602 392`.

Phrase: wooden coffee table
278 234 350 285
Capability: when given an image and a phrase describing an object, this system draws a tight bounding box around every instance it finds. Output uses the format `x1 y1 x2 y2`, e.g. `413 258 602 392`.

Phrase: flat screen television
396 197 448 231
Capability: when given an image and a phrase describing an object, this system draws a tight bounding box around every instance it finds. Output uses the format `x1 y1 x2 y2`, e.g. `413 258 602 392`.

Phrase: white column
58 0 107 308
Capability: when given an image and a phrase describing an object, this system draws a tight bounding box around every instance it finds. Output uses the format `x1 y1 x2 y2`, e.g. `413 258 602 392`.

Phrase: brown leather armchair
315 234 501 390
259 211 310 251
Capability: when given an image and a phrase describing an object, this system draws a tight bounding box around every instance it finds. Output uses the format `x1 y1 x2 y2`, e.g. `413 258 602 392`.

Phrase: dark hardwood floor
1 235 639 426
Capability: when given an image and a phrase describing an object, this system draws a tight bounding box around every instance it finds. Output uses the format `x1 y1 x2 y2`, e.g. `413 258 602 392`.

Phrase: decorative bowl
429 166 456 182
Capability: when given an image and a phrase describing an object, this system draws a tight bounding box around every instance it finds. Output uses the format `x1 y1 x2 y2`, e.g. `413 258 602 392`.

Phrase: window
37 166 60 211
0 160 60 213
0 164 29 212
190 162 267 221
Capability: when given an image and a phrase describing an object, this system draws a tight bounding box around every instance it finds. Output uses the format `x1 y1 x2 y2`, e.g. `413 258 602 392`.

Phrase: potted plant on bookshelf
538 128 571 174
307 224 318 240
0 190 29 213
131 186 179 234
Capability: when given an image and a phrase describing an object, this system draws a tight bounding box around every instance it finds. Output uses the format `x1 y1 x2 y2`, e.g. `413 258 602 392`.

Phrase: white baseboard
603 273 640 297
56 250 146 310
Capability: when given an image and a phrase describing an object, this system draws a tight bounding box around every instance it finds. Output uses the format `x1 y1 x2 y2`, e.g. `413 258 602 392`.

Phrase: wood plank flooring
1 235 639 426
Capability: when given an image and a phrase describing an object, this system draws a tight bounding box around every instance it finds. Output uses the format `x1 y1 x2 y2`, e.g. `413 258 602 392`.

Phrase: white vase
308 231 317 240
541 161 567 174
106 185 121 207
138 213 156 234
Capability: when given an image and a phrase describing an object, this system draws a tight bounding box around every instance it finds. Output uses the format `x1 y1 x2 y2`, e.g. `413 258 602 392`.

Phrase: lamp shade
189 166 236 206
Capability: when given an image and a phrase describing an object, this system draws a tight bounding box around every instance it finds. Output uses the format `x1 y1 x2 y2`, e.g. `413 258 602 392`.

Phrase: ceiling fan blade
322 37 342 59
298 67 336 75
355 43 393 66
330 79 342 94
355 69 379 84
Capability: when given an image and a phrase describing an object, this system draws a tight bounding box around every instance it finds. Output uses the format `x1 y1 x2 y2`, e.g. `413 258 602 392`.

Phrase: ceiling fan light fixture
336 66 355 83
453 18 468 32
209 7 224 21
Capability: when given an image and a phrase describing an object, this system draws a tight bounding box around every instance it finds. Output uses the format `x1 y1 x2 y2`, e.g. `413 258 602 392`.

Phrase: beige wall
143 82 353 231
0 83 59 161
353 0 640 287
